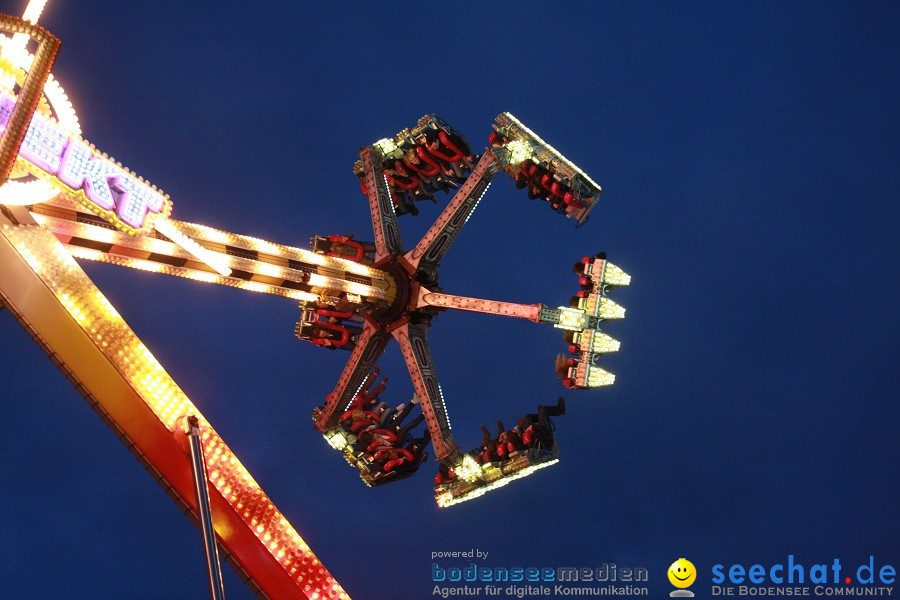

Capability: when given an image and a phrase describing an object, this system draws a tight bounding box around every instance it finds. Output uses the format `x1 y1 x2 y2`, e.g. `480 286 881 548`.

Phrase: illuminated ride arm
313 318 392 436
27 202 392 304
390 320 463 466
415 288 545 322
400 150 499 282
360 146 403 263
415 253 629 392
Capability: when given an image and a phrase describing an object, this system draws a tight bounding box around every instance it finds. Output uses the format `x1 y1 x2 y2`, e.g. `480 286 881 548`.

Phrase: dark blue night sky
0 2 897 599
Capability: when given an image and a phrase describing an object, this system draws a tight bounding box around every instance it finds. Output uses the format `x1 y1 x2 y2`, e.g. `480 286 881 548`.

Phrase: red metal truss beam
0 209 348 600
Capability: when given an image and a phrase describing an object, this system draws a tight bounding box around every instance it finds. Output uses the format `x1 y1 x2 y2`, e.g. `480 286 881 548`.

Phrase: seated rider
380 394 418 428
393 429 431 475
393 413 425 446
555 354 571 379
478 425 499 463
373 446 415 473
520 397 566 448
434 461 456 486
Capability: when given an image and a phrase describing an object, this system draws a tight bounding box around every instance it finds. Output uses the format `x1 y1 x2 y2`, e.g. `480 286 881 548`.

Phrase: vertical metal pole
183 415 227 600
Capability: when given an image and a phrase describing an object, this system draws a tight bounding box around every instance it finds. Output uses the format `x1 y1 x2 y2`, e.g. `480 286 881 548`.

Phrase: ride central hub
369 257 424 327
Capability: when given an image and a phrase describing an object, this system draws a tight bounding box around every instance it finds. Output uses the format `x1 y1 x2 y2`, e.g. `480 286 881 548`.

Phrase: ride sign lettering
0 92 170 233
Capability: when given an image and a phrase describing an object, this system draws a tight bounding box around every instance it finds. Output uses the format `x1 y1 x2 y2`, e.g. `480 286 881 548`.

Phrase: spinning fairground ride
0 3 630 599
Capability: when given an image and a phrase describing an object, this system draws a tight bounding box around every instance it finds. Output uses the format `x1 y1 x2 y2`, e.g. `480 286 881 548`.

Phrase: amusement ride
0 2 629 598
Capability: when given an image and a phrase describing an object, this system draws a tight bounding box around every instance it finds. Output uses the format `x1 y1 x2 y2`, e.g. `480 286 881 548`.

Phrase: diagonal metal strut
360 147 403 262
391 321 461 463
402 150 498 277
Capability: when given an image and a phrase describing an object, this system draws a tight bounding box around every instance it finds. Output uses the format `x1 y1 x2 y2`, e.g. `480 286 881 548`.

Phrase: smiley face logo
668 558 696 588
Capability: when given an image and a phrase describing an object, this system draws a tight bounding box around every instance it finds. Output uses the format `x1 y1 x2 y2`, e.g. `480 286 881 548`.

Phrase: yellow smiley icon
668 558 696 588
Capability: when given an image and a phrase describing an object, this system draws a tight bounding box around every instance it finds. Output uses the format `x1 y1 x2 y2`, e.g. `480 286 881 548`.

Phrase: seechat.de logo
668 558 696 598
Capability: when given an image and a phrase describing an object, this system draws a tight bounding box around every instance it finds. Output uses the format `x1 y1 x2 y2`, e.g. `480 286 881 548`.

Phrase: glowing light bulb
505 139 534 164
597 297 626 319
554 306 588 331
586 330 620 353
601 262 631 286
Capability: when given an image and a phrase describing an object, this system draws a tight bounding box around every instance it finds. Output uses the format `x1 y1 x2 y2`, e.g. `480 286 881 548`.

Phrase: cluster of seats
434 398 565 486
561 254 606 371
556 252 609 388
356 117 476 216
338 369 430 483
489 131 589 219
295 304 363 351
310 234 375 264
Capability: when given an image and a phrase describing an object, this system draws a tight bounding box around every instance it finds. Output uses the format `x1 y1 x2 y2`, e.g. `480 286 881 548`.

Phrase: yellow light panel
600 262 631 286
505 138 534 164
553 306 588 331
597 297 626 319
585 365 616 387
453 454 485 483
437 459 559 508
586 329 621 353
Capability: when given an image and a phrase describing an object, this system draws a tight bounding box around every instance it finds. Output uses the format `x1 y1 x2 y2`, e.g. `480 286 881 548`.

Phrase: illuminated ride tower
0 4 628 598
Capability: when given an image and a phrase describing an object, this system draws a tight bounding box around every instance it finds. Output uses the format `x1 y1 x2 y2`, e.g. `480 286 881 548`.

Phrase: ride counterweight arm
28 204 392 305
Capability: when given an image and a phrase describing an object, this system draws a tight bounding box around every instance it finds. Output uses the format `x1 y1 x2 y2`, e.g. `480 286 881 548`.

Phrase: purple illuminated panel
0 93 169 231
